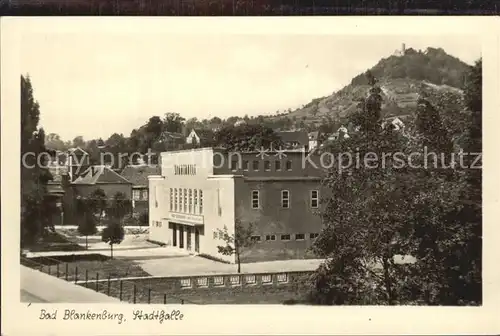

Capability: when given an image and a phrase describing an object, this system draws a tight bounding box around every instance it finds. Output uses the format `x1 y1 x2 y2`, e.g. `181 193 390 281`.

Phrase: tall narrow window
188 189 193 213
264 161 271 171
311 190 319 208
179 188 183 212
183 188 187 212
275 160 281 171
251 190 259 209
194 189 198 214
281 190 290 208
286 160 292 171
199 189 203 214
174 188 178 211
252 161 259 171
169 188 173 211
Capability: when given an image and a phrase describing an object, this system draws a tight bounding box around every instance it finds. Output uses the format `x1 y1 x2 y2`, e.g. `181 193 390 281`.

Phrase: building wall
149 148 237 263
235 178 326 262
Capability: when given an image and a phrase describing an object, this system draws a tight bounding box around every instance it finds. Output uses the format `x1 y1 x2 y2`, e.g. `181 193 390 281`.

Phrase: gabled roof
67 146 89 155
73 165 132 185
120 165 161 187
308 131 320 141
277 130 309 146
191 128 215 141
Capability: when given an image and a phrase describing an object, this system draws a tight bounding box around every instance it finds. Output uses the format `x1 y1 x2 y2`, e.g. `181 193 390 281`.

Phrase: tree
45 133 68 151
216 220 256 273
87 188 107 224
76 197 97 250
163 112 185 134
21 75 53 247
109 192 132 221
101 221 125 258
72 136 86 148
213 124 283 152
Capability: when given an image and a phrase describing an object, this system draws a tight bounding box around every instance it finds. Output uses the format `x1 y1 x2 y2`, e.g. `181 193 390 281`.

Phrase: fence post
163 294 167 304
119 280 123 301
85 270 88 287
133 284 136 304
148 288 151 304
74 267 78 284
96 273 99 292
56 263 60 278
107 276 111 296
65 263 68 281
181 299 184 305
48 264 51 275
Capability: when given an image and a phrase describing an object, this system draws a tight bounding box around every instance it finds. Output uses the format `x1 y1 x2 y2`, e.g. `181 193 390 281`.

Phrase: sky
20 32 481 141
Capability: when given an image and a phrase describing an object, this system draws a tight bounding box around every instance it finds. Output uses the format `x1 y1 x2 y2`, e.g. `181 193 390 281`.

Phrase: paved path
139 255 324 277
21 265 121 303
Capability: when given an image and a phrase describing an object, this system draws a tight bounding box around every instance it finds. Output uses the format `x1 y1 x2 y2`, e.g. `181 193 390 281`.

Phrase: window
277 273 288 283
141 189 148 200
194 189 198 214
169 188 173 211
281 190 290 208
251 190 259 209
280 234 291 241
188 189 192 213
245 275 256 285
275 160 281 171
179 188 183 212
197 277 208 287
261 274 272 284
230 275 240 285
174 188 178 211
251 235 261 242
265 235 276 241
243 160 249 171
286 160 292 171
180 278 191 288
183 188 187 212
311 190 319 208
295 233 305 240
252 161 259 171
310 233 319 239
213 276 225 286
199 189 203 214
133 189 141 200
231 160 238 171
264 161 271 171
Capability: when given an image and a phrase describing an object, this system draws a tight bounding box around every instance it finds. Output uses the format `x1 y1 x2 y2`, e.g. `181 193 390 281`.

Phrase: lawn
23 255 151 282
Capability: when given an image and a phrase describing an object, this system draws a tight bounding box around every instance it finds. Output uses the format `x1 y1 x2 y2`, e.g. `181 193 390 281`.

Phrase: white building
148 148 238 263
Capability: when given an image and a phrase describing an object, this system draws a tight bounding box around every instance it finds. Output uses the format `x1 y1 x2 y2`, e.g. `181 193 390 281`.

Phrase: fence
21 256 195 304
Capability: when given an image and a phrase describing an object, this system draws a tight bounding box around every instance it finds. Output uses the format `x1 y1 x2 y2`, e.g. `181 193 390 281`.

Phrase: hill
277 46 471 127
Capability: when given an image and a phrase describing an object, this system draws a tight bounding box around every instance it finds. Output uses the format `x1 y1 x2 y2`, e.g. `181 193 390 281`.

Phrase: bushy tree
214 123 283 152
76 197 97 249
309 61 482 306
216 220 256 273
101 221 125 258
87 188 107 223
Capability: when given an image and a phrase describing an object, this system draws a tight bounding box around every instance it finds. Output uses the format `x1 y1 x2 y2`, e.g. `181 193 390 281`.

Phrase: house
276 130 309 152
120 164 161 215
148 148 328 262
72 165 133 199
308 131 320 150
326 125 350 141
382 116 405 131
185 129 215 147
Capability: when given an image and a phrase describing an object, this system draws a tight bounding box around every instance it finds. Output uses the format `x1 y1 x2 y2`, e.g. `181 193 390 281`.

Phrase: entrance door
186 227 192 251
179 225 184 249
172 224 177 247
194 228 200 253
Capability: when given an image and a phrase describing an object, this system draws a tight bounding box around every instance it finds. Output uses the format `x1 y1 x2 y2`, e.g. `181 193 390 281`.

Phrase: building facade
149 148 327 263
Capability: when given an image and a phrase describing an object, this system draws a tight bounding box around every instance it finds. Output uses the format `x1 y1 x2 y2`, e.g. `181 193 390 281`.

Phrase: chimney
402 43 406 54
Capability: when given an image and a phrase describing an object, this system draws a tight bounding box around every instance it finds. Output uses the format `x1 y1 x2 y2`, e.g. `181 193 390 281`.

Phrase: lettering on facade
168 212 204 226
